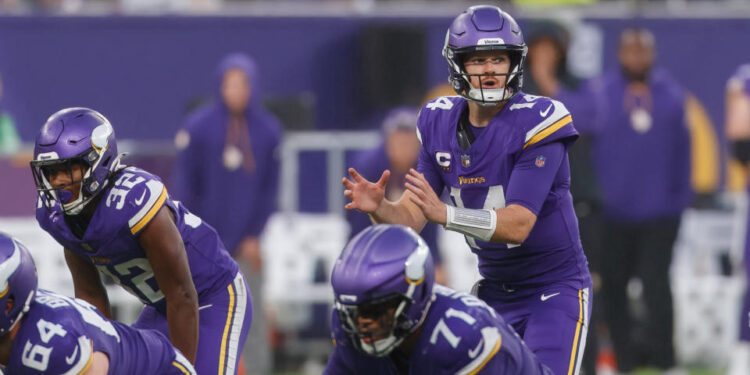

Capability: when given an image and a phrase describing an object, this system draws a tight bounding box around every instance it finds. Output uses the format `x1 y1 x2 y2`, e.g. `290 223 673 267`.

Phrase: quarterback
343 6 592 374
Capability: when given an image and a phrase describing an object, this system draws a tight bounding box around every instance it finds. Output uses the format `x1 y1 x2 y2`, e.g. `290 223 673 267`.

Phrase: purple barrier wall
1 16 749 216
2 16 748 140
0 16 452 140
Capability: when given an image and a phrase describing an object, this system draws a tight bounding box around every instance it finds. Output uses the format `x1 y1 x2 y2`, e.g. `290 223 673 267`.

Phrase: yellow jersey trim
218 282 236 375
129 186 167 235
76 341 95 375
524 115 572 149
567 289 584 375
173 360 192 375
466 334 502 375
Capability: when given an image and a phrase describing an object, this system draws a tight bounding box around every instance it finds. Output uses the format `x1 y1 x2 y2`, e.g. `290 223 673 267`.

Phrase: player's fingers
344 190 353 199
349 168 366 183
410 168 430 184
342 177 354 189
405 182 423 198
376 170 391 187
405 173 424 188
345 202 357 210
406 190 424 208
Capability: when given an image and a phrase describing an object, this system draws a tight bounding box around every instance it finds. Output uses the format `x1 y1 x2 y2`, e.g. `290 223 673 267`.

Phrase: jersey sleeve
12 316 94 375
416 103 446 196
422 289 506 375
505 142 566 215
453 326 504 375
102 168 169 236
121 170 168 236
521 97 578 150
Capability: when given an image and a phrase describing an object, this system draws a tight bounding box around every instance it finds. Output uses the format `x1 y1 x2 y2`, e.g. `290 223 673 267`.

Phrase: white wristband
444 205 497 242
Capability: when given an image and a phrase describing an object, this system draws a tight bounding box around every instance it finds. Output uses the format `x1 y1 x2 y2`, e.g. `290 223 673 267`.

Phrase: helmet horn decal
0 242 21 294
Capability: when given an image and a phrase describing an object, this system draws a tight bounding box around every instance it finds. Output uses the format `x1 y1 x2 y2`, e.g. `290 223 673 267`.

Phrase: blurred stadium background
1 0 750 374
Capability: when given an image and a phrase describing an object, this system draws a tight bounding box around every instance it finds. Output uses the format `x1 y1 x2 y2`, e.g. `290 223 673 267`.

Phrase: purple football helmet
331 224 434 356
0 234 38 336
30 108 122 215
443 5 527 105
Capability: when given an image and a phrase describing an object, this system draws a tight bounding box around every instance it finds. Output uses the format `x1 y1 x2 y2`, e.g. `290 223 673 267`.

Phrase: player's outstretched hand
405 168 447 225
343 168 389 214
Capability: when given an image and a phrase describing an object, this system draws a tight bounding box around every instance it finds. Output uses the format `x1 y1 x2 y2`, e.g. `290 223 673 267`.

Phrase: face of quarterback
45 163 86 203
462 50 512 92
221 68 251 115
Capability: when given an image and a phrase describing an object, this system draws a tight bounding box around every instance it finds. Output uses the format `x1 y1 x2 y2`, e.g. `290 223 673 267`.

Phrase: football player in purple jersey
30 108 251 375
325 224 552 374
342 5 591 374
0 233 197 375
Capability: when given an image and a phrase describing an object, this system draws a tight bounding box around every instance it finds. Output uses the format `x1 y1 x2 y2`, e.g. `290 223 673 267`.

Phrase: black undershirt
63 191 105 239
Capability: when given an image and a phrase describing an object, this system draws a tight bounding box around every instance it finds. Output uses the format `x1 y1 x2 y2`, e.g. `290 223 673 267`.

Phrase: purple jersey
6 289 195 375
325 285 552 375
416 94 589 288
35 166 239 315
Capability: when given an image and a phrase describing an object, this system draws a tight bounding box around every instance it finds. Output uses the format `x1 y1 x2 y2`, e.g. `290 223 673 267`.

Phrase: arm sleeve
415 130 445 196
129 180 168 235
505 142 565 215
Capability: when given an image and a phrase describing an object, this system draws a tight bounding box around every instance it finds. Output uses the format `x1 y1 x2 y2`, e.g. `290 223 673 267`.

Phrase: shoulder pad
102 168 168 235
519 97 575 149
424 288 504 374
418 96 464 145
14 307 93 374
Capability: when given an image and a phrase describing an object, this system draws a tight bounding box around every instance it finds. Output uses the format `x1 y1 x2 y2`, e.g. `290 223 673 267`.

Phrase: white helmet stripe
0 240 22 293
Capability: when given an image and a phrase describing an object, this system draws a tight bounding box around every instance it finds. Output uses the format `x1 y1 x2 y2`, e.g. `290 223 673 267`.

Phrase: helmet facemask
331 225 436 358
337 294 416 357
30 147 118 215
444 34 527 106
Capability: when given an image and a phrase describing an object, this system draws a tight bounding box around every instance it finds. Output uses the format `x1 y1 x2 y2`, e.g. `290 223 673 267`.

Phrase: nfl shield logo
461 154 471 167
535 155 546 168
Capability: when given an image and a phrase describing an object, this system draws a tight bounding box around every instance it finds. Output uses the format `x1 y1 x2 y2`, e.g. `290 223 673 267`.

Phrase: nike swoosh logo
134 189 147 206
540 103 553 117
541 292 560 302
65 344 79 365
198 304 213 310
468 338 484 359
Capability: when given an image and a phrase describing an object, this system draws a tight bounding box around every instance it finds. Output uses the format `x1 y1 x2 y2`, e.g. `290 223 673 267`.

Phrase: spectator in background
0 74 20 155
726 64 750 375
346 106 447 285
523 20 603 375
172 52 282 375
591 28 692 373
